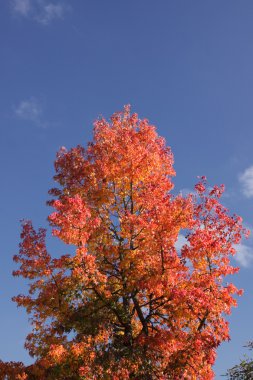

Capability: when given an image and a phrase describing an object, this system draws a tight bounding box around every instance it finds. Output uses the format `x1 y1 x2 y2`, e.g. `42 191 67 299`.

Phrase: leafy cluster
226 342 253 379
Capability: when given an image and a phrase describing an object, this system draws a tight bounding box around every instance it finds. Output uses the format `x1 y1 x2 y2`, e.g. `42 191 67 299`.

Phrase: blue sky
1 1 253 377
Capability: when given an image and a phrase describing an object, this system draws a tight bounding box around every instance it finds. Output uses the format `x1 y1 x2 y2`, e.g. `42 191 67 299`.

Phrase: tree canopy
226 342 253 379
1 106 248 379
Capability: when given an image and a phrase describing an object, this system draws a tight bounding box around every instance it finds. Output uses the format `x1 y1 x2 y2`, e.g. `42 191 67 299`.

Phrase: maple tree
1 106 248 379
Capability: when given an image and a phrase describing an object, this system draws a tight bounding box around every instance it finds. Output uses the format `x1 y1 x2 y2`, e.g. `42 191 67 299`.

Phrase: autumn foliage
2 106 248 379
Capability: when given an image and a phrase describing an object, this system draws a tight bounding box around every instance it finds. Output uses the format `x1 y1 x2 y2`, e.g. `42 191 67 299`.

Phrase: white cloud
179 188 195 197
12 0 31 16
234 243 253 268
11 0 69 24
239 166 253 198
175 232 253 268
35 3 66 24
15 97 41 121
174 233 253 270
175 234 187 253
14 97 48 128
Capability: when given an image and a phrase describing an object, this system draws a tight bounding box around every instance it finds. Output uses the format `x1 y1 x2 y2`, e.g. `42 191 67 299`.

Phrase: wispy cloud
11 0 69 25
14 97 48 128
178 188 195 197
15 97 41 121
36 3 66 24
234 243 253 268
175 233 253 268
175 234 187 253
239 165 253 198
12 0 31 16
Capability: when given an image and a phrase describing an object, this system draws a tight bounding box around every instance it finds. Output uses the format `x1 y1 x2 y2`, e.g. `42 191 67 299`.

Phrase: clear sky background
1 1 253 378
